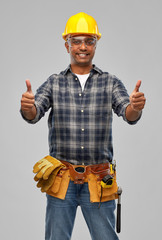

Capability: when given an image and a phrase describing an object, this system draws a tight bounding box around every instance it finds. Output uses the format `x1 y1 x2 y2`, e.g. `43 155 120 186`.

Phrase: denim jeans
45 181 119 240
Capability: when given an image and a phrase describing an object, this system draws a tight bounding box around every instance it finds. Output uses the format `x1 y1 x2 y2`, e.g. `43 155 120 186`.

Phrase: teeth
78 54 87 57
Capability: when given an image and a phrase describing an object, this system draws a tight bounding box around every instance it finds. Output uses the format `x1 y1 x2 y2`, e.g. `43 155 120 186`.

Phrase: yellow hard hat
62 12 101 40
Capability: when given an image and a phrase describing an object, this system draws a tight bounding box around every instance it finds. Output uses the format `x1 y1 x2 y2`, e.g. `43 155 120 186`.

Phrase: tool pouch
46 169 70 200
88 172 118 203
46 160 118 202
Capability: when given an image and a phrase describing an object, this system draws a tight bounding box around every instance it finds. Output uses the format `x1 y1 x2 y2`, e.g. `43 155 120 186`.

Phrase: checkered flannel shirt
22 65 140 165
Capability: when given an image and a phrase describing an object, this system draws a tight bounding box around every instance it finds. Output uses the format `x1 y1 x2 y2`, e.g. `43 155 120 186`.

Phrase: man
21 12 146 240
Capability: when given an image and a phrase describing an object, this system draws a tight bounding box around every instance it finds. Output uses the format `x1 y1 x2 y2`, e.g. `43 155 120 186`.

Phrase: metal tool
101 174 114 188
116 186 122 233
101 163 115 188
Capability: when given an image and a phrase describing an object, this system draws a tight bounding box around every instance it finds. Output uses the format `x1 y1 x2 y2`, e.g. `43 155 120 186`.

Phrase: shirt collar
62 64 103 76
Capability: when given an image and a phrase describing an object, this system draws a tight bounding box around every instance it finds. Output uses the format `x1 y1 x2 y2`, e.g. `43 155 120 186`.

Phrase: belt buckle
74 166 85 173
74 166 86 184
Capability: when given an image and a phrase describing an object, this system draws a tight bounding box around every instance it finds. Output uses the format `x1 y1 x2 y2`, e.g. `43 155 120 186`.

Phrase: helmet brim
62 32 101 41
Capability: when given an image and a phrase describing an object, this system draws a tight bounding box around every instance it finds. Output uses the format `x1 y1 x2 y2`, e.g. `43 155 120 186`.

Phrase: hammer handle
116 203 121 233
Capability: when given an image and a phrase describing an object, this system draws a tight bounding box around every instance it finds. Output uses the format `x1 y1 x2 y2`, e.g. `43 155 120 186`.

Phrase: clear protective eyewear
67 36 97 48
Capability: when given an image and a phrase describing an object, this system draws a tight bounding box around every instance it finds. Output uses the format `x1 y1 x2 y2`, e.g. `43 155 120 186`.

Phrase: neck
70 64 92 75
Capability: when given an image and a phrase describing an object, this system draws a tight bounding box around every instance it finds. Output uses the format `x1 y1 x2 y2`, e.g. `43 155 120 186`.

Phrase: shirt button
81 128 84 132
79 93 82 96
81 109 84 113
75 77 78 80
81 146 84 149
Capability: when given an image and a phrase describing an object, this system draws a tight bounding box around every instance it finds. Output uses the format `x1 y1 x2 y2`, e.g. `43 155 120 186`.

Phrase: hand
21 79 35 112
129 80 146 112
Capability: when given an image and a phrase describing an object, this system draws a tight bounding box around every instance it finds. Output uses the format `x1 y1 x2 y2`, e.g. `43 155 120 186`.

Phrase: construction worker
20 12 146 240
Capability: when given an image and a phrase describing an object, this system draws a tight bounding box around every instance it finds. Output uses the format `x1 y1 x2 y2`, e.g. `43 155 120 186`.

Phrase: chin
76 59 92 65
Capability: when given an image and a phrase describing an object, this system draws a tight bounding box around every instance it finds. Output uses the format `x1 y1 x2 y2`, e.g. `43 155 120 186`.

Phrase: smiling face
65 34 97 74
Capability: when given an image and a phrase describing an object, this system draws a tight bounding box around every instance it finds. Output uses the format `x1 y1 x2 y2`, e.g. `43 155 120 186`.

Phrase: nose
79 41 87 49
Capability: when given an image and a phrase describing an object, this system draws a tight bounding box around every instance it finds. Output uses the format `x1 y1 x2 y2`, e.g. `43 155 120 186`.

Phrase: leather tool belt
60 160 112 184
46 159 118 203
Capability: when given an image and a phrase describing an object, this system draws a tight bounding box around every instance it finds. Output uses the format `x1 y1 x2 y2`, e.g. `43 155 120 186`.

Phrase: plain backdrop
1 0 161 239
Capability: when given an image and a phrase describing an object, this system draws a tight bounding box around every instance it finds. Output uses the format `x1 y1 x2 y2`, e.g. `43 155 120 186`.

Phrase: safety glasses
67 36 97 48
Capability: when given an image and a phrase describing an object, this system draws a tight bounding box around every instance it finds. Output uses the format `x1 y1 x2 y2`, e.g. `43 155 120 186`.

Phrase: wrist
126 104 142 122
129 103 142 113
22 105 37 120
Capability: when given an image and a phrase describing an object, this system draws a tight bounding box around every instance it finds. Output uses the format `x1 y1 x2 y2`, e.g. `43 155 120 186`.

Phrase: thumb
26 79 32 93
134 80 142 93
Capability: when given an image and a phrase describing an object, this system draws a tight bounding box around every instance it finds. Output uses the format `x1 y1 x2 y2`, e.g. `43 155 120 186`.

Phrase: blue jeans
45 181 119 240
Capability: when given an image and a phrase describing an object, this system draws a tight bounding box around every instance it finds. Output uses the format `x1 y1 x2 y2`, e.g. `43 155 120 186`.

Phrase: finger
26 79 32 93
21 96 35 104
132 98 145 104
21 103 35 110
132 102 145 111
132 92 145 98
134 80 142 93
22 92 35 100
21 97 35 110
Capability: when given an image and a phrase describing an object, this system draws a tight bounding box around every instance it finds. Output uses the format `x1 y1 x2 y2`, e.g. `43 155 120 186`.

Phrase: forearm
21 105 37 120
125 104 142 122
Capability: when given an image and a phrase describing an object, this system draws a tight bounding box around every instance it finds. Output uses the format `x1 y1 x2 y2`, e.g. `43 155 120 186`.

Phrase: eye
86 38 96 46
72 39 81 45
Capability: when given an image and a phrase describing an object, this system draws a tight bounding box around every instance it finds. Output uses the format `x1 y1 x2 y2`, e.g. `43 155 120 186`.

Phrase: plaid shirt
23 65 139 165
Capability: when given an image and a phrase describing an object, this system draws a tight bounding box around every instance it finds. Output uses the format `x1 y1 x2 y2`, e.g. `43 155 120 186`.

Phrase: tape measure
101 164 114 188
101 174 114 188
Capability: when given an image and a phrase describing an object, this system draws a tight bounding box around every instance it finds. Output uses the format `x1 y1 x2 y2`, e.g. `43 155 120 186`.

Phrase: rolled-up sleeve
112 77 141 125
20 77 53 124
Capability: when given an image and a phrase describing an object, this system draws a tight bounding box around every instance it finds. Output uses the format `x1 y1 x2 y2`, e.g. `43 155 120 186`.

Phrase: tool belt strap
60 160 112 184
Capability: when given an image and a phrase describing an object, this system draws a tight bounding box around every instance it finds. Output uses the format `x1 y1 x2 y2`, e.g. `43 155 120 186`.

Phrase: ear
65 42 70 53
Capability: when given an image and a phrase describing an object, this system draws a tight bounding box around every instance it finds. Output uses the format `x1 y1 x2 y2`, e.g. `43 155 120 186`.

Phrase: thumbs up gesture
21 79 35 114
129 80 146 112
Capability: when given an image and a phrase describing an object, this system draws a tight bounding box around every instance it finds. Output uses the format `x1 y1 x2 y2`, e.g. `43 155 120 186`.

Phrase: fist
21 79 35 112
129 80 146 112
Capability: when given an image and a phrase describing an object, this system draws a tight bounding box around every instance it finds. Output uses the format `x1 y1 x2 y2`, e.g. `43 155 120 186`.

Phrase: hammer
116 186 122 233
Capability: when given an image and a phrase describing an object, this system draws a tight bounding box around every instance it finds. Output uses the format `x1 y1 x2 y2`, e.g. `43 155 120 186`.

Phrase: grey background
1 0 161 239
